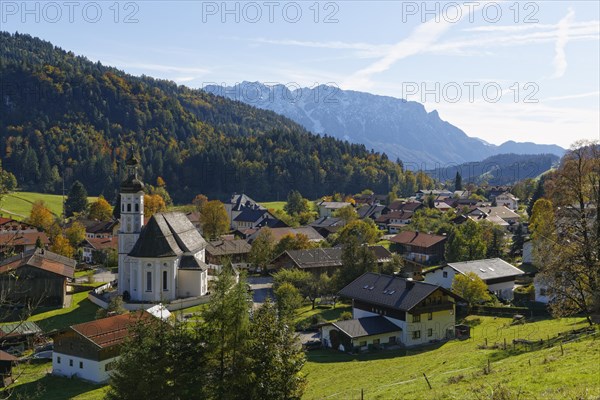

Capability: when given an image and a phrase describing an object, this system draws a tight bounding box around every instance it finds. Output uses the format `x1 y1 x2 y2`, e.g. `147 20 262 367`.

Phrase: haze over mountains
204 82 565 166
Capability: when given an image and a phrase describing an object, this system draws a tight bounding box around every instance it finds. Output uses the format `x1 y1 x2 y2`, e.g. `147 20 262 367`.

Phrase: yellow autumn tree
28 200 55 231
65 221 86 247
50 235 75 258
144 194 166 218
88 195 114 221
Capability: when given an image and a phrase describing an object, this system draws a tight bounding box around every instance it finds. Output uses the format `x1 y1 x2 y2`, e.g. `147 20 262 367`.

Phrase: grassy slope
303 316 599 399
0 192 98 220
259 201 287 211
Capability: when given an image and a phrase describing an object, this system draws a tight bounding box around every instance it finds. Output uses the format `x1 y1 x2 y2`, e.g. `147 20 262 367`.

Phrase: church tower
118 151 145 298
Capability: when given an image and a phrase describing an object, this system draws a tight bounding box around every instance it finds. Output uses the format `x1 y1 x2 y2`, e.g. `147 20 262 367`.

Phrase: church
117 154 209 303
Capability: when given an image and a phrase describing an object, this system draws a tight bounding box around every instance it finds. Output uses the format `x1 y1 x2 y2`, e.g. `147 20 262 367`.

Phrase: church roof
128 212 207 258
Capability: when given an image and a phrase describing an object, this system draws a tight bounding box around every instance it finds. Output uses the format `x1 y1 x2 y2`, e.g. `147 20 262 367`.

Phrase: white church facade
117 154 208 303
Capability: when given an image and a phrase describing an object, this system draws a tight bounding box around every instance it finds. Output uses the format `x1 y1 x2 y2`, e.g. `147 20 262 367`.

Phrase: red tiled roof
85 236 118 251
0 350 18 362
71 311 153 349
0 231 50 247
0 248 75 278
390 231 447 248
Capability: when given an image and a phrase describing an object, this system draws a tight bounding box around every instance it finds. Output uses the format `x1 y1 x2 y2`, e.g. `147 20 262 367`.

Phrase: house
322 273 461 351
0 350 17 387
117 154 209 303
494 192 519 210
69 219 119 239
423 258 524 300
387 201 423 213
468 206 520 226
353 193 387 206
81 236 118 264
0 249 75 307
205 239 251 266
52 311 154 383
317 201 352 218
416 190 453 200
247 226 325 244
0 321 43 354
309 217 345 238
357 204 388 220
375 210 413 233
0 217 49 255
224 194 266 229
233 208 281 230
390 231 447 265
271 246 392 275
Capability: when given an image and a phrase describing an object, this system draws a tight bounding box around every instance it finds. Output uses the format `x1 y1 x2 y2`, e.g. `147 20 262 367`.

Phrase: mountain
426 153 560 185
0 32 406 202
203 82 565 165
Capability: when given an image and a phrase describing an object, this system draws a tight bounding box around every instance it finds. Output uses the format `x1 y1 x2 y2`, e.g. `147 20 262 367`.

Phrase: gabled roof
72 219 119 234
318 201 351 209
339 272 458 312
278 248 343 269
0 321 42 338
250 226 325 243
375 210 413 223
205 239 251 257
0 248 75 278
332 316 401 339
0 350 18 362
357 204 387 219
368 245 393 262
128 212 207 258
0 231 50 247
179 255 208 271
234 208 269 222
310 217 345 229
70 311 152 349
83 236 118 251
228 194 264 212
470 206 519 221
390 231 447 248
445 258 524 281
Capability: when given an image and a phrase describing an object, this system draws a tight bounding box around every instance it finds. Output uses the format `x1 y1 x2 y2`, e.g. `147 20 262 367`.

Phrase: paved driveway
247 276 273 308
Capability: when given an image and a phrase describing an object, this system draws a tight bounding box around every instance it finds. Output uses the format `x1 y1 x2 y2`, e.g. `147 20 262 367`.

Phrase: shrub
339 311 353 321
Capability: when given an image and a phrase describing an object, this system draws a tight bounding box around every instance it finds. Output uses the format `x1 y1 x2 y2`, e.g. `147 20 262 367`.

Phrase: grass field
0 192 98 220
260 201 287 211
303 316 599 399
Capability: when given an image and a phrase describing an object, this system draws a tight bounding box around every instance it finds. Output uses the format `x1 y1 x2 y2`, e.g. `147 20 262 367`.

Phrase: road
247 276 273 308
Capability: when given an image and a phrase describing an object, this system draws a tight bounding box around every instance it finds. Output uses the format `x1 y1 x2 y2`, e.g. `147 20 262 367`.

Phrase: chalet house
357 204 388 220
233 209 281 230
390 231 447 265
353 193 387 205
317 201 352 218
70 219 119 239
0 217 49 255
468 206 520 226
205 239 251 266
309 217 345 238
494 192 519 210
322 273 461 351
52 311 154 383
117 154 209 303
0 350 17 387
416 190 453 200
271 246 392 275
387 201 423 213
375 210 413 233
0 321 42 354
81 236 118 264
0 249 75 307
423 258 524 300
247 226 325 244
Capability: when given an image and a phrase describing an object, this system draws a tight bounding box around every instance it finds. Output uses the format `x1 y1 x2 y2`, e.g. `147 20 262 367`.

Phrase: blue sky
3 0 599 148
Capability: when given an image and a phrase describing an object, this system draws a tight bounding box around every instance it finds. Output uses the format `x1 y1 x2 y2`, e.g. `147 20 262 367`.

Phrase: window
69 359 73 367
428 328 433 337
428 312 433 320
127 203 131 212
412 314 421 323
359 341 367 347
412 331 421 339
79 361 83 369
373 339 380 345
135 203 139 212
57 356 61 364
163 270 168 291
146 271 152 292
443 271 448 278
121 204 124 212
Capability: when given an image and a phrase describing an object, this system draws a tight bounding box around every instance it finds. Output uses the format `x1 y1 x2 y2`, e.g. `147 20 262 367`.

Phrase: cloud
553 9 575 78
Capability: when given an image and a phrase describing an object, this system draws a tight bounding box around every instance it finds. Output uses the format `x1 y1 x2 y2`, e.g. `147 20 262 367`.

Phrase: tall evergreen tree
454 171 463 191
526 175 546 217
65 180 88 217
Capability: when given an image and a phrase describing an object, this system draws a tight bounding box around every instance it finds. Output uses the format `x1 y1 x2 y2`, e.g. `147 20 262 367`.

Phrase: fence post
423 373 432 389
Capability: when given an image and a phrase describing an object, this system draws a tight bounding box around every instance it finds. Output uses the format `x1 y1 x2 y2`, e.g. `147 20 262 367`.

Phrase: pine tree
65 180 88 217
454 171 463 191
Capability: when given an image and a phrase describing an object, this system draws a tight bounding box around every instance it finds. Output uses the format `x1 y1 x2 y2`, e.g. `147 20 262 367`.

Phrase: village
1 145 598 399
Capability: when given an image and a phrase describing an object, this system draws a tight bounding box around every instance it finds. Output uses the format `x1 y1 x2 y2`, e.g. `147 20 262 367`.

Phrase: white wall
53 352 116 383
488 280 516 300
423 266 456 289
177 269 206 298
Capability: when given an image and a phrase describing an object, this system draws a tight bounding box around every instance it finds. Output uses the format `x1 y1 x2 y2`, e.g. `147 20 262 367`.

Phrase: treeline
1 32 408 203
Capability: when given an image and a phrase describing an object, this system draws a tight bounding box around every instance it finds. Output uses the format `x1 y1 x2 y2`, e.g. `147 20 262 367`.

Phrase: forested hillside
0 32 406 202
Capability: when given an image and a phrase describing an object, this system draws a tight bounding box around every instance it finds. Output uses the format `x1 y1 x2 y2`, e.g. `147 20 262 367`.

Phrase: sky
2 0 599 148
